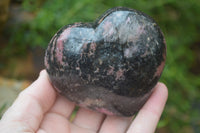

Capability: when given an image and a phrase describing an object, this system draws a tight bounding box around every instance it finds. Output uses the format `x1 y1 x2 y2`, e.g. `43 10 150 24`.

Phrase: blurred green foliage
2 0 200 132
0 104 6 119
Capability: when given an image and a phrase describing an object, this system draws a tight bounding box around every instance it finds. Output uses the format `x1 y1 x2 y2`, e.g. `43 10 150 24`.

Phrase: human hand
0 70 168 133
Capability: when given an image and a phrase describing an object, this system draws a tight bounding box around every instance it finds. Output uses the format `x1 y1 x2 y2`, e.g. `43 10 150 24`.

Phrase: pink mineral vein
95 107 114 115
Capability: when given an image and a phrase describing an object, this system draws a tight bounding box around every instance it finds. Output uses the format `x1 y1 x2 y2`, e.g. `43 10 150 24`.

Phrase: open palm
0 70 168 133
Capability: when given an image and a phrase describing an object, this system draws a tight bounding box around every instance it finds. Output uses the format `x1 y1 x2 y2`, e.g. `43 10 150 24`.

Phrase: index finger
1 70 57 131
127 82 168 133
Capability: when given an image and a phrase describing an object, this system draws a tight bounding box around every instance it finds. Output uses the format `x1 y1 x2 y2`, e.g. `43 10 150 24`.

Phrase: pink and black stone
44 7 166 116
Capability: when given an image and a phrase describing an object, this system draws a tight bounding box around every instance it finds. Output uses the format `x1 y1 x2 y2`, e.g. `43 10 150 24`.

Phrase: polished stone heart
44 7 166 116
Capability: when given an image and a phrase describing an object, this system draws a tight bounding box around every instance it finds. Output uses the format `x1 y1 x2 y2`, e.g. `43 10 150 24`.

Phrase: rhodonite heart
44 7 166 116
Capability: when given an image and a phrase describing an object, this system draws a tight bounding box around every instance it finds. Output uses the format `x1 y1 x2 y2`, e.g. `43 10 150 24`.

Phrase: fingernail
39 69 46 77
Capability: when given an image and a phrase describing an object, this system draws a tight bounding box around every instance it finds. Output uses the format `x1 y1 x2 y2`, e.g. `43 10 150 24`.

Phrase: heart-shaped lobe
45 7 166 116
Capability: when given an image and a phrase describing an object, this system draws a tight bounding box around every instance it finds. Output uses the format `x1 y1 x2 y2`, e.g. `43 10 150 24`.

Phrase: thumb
0 70 57 132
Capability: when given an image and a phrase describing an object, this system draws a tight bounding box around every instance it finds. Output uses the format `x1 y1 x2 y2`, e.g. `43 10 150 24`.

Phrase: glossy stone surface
44 7 166 116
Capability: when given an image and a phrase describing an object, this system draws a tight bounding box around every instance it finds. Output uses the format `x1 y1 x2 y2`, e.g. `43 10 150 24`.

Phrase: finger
72 107 106 132
99 115 133 133
1 70 57 132
48 95 75 118
127 82 168 133
37 113 70 133
70 123 98 133
37 94 75 133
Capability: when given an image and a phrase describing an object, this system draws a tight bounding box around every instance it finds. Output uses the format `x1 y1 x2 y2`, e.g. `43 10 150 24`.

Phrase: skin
0 70 168 133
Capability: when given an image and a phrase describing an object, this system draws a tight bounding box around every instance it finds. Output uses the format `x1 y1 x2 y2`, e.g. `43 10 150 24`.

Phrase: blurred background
0 0 200 132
